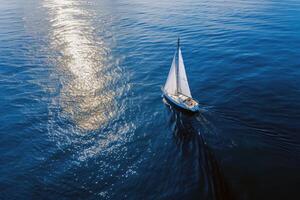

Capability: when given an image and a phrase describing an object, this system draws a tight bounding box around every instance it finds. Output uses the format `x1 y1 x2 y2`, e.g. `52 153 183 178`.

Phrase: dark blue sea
1 0 300 199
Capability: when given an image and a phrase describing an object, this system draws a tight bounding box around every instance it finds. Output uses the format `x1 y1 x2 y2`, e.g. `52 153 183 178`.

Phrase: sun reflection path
44 0 119 131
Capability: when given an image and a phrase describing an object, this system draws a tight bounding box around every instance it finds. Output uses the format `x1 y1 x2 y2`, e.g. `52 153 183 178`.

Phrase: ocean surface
0 0 300 199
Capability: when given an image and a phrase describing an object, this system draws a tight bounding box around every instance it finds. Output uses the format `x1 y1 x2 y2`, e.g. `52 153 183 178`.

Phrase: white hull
163 92 199 112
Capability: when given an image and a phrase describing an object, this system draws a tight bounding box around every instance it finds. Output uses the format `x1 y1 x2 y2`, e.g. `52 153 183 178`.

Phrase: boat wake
167 108 234 200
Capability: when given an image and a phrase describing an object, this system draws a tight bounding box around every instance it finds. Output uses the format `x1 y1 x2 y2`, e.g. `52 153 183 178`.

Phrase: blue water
1 0 300 199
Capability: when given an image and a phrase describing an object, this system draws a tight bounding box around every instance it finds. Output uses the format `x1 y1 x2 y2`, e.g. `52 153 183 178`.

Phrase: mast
176 37 180 95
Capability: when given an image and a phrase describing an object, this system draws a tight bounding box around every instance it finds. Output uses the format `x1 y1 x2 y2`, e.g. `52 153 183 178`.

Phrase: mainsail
164 53 177 94
178 48 192 97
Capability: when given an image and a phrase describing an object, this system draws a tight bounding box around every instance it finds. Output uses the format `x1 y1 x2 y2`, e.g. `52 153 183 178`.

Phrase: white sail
178 48 192 97
164 54 177 94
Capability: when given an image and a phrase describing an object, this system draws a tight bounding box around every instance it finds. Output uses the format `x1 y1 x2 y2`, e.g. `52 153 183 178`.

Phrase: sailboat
162 38 200 112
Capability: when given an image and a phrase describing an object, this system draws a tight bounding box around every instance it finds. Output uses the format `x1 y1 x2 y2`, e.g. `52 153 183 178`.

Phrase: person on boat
184 97 194 106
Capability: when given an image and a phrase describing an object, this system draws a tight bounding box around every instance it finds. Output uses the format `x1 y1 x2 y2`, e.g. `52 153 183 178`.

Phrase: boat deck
168 93 199 109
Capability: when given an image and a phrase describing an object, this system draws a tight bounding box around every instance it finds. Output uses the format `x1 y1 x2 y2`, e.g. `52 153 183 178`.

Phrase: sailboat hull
163 93 199 113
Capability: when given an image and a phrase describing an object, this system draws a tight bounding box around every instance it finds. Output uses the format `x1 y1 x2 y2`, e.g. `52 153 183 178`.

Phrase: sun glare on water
44 0 118 131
